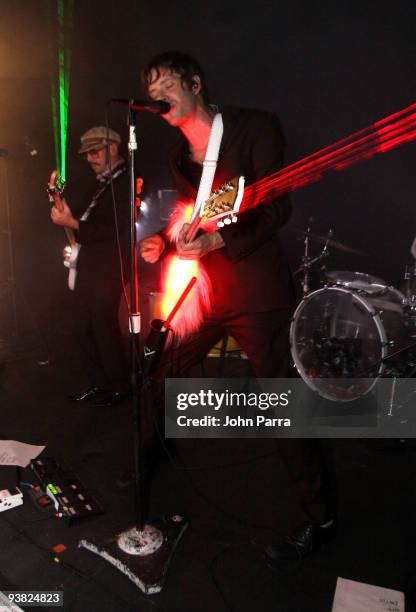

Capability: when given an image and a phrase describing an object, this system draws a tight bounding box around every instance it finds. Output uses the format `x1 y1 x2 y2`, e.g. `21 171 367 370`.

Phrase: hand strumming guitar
139 224 224 263
176 223 224 259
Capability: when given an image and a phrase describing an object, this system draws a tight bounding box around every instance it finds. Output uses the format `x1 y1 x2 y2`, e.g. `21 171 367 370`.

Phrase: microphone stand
126 107 145 529
79 106 187 595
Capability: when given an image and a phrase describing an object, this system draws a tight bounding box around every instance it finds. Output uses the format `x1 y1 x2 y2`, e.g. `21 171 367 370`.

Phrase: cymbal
293 229 368 256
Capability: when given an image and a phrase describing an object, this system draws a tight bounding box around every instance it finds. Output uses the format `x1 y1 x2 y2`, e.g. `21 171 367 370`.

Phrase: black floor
0 341 415 611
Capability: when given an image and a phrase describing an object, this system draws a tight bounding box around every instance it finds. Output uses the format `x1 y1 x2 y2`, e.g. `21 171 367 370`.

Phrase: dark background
0 4 415 609
0 0 415 350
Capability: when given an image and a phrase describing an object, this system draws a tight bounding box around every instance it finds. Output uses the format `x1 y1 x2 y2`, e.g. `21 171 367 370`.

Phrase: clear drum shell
290 284 406 402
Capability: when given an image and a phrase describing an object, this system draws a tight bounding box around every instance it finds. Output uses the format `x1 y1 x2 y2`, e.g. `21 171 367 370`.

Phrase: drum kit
290 224 416 403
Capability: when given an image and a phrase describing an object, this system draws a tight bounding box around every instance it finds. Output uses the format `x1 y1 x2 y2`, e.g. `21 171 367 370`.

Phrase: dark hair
141 51 209 103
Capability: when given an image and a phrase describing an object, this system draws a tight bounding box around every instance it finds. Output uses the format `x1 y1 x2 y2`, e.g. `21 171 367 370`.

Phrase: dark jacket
168 106 296 316
75 163 130 290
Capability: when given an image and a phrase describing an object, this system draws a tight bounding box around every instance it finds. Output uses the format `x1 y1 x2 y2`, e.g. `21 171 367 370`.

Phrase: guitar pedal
0 488 23 513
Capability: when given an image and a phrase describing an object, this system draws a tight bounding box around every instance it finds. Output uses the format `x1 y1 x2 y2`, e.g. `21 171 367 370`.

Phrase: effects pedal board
30 456 104 524
26 486 55 514
0 487 23 513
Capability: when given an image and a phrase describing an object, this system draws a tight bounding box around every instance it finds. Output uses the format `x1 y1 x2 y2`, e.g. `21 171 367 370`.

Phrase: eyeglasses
83 146 106 159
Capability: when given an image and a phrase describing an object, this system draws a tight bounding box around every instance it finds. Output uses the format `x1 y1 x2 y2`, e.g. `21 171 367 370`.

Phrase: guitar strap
80 164 126 222
161 114 224 339
190 113 224 222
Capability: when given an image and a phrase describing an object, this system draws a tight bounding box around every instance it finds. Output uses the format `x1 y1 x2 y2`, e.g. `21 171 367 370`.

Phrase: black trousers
163 308 293 378
144 307 337 530
68 273 129 392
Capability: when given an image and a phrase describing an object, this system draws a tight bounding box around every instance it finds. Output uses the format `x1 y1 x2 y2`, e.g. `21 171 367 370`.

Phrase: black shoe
92 390 128 407
265 519 337 565
68 386 104 403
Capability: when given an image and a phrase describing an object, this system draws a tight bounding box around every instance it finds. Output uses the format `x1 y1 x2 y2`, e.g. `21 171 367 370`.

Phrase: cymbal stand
295 226 332 297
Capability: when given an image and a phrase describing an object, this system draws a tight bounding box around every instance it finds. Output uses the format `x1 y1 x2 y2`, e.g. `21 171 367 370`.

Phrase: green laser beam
50 82 61 175
48 0 74 184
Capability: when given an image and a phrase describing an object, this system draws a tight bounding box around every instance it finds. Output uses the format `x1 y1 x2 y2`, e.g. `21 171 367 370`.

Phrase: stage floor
0 350 413 611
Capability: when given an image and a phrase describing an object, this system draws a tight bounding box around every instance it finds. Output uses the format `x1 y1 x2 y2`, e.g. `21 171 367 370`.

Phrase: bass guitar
47 170 80 291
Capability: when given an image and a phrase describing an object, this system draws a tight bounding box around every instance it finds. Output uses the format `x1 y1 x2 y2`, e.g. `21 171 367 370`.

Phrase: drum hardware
365 340 416 418
312 335 363 378
293 228 368 256
293 224 332 297
293 226 367 298
401 263 416 337
403 262 416 303
387 377 397 417
354 340 416 377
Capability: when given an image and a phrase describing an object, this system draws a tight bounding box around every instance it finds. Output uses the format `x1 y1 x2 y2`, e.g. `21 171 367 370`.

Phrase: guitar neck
64 226 76 245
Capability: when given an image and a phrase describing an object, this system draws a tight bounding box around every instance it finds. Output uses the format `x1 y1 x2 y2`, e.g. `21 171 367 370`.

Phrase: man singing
140 51 337 563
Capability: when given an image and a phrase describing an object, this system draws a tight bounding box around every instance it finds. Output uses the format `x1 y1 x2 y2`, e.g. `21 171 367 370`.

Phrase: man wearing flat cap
49 126 130 406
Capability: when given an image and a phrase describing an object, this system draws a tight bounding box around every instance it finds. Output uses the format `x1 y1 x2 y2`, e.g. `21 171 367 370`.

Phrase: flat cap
78 126 121 154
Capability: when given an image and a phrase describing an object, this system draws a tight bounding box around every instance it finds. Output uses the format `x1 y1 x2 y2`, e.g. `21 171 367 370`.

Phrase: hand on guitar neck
48 170 79 234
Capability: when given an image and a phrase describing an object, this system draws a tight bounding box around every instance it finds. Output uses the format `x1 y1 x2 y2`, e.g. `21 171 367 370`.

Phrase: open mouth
162 99 174 114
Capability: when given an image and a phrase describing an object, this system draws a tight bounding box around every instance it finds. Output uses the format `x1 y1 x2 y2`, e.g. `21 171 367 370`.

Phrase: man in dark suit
140 51 337 562
50 126 130 407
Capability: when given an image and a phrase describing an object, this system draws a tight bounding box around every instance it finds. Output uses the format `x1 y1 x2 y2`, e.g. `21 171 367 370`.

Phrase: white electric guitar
47 170 80 291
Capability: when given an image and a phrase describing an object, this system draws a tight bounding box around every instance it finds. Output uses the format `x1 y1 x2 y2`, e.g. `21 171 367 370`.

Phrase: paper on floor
332 577 404 612
0 441 45 468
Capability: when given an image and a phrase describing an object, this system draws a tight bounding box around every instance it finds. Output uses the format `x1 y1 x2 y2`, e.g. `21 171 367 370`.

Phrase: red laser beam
241 103 416 212
162 276 197 330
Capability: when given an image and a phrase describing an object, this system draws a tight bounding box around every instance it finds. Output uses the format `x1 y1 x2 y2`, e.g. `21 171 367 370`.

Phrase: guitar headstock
200 176 245 228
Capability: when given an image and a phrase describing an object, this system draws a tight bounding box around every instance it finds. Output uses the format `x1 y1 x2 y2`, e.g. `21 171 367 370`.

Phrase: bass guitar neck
64 226 76 246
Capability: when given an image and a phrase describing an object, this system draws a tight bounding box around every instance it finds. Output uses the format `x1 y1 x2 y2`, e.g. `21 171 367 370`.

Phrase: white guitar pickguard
63 243 81 291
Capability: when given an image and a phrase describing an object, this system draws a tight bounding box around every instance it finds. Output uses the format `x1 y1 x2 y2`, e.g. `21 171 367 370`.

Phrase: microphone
111 99 171 114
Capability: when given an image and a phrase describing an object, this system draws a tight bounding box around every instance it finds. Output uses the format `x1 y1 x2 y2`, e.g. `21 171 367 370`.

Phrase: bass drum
290 285 406 402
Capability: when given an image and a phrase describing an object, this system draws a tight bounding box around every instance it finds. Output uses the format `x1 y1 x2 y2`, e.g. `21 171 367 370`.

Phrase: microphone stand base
117 524 164 556
79 514 188 594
